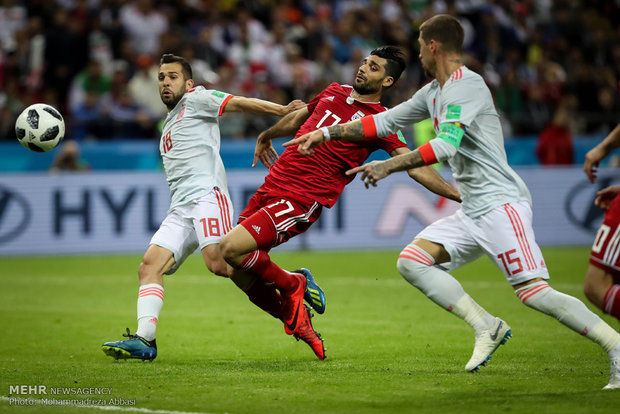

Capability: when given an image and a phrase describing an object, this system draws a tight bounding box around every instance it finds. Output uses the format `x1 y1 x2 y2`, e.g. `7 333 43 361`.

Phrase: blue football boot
101 328 157 361
294 268 326 314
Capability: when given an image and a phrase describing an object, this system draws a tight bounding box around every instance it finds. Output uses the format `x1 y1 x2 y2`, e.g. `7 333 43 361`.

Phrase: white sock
136 283 164 342
589 322 620 354
397 244 495 333
516 280 620 351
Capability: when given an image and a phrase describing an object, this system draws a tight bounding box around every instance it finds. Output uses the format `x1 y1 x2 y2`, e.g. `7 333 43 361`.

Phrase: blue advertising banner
0 167 617 255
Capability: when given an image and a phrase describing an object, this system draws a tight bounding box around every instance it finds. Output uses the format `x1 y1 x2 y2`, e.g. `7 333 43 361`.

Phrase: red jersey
263 83 407 207
590 194 620 276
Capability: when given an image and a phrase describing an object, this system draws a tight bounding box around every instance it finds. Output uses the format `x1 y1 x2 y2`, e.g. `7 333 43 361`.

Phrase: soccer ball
15 103 65 152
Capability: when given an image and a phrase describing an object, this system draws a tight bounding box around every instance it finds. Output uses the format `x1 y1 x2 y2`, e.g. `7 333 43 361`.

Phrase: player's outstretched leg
397 244 507 371
465 317 512 372
293 268 326 314
516 280 620 388
293 304 326 360
101 328 157 361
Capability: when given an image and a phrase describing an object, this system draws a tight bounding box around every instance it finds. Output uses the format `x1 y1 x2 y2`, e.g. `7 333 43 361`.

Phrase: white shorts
416 201 549 285
150 188 234 275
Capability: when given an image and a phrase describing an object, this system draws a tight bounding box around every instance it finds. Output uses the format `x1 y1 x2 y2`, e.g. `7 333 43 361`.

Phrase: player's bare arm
253 107 311 168
223 96 305 116
283 119 365 155
346 149 426 186
396 149 461 202
584 124 620 183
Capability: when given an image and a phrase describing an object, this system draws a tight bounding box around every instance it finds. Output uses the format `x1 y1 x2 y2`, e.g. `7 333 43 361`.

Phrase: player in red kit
584 123 620 322
220 46 461 360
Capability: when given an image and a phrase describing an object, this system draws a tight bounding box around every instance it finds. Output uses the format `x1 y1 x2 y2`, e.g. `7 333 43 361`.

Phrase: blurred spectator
15 16 45 92
226 16 269 95
119 0 168 56
71 90 108 140
312 44 344 90
594 86 620 135
43 7 88 113
108 60 154 138
0 0 617 147
109 88 153 138
179 44 218 87
0 77 24 140
0 0 26 53
495 67 524 130
216 64 246 140
330 13 363 64
68 60 111 114
49 140 90 172
294 15 327 61
536 95 577 165
195 26 225 71
128 55 167 120
88 14 115 76
520 83 551 135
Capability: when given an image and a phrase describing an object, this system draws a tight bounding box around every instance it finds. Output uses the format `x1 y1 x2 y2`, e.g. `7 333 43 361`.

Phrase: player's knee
138 259 160 284
397 257 426 286
583 267 609 308
583 280 597 304
583 279 606 308
219 235 237 264
206 260 230 277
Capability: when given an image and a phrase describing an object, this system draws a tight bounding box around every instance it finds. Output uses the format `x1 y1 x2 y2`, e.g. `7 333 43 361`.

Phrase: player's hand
253 135 278 168
346 160 389 188
282 100 306 115
594 185 620 210
584 146 607 183
282 130 324 156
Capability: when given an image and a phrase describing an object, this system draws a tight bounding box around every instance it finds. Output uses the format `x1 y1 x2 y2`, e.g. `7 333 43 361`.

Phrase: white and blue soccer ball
15 103 65 152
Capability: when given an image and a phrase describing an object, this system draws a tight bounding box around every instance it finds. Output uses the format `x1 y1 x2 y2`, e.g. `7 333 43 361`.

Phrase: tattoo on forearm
328 123 365 141
389 150 426 173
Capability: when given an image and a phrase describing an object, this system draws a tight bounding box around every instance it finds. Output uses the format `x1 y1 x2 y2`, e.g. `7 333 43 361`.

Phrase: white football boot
603 346 620 390
465 317 512 372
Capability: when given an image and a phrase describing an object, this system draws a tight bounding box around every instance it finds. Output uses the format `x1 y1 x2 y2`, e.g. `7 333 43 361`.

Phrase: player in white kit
101 54 304 360
287 15 620 389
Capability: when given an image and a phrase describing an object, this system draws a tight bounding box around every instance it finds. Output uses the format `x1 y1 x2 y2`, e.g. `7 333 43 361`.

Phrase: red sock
239 250 299 293
603 284 620 322
244 280 283 320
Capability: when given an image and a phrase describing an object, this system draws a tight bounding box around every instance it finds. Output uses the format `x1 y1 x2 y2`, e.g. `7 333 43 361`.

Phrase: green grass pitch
1 248 619 414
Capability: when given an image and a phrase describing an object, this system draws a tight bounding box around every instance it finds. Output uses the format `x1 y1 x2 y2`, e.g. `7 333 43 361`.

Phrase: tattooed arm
346 150 428 187
282 118 366 155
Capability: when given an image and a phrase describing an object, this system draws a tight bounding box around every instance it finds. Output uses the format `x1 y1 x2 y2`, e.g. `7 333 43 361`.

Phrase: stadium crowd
0 0 618 153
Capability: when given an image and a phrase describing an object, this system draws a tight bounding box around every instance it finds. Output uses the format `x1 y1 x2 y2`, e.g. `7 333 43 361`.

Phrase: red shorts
238 188 322 251
590 194 620 279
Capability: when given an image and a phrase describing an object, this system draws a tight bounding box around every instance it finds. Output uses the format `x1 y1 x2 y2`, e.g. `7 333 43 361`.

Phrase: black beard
352 82 379 95
163 95 181 110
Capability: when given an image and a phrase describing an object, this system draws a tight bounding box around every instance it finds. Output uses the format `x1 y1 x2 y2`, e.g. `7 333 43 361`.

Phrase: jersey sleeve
438 78 483 127
373 87 431 137
190 89 233 117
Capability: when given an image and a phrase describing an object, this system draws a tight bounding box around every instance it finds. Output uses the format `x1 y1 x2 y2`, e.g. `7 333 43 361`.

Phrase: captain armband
418 122 465 165
437 122 465 149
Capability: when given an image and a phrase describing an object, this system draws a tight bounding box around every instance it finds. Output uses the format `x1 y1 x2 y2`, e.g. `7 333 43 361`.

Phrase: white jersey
159 86 232 210
373 66 531 217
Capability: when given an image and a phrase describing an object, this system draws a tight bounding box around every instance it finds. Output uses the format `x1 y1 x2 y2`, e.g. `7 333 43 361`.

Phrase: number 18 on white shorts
150 188 233 274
